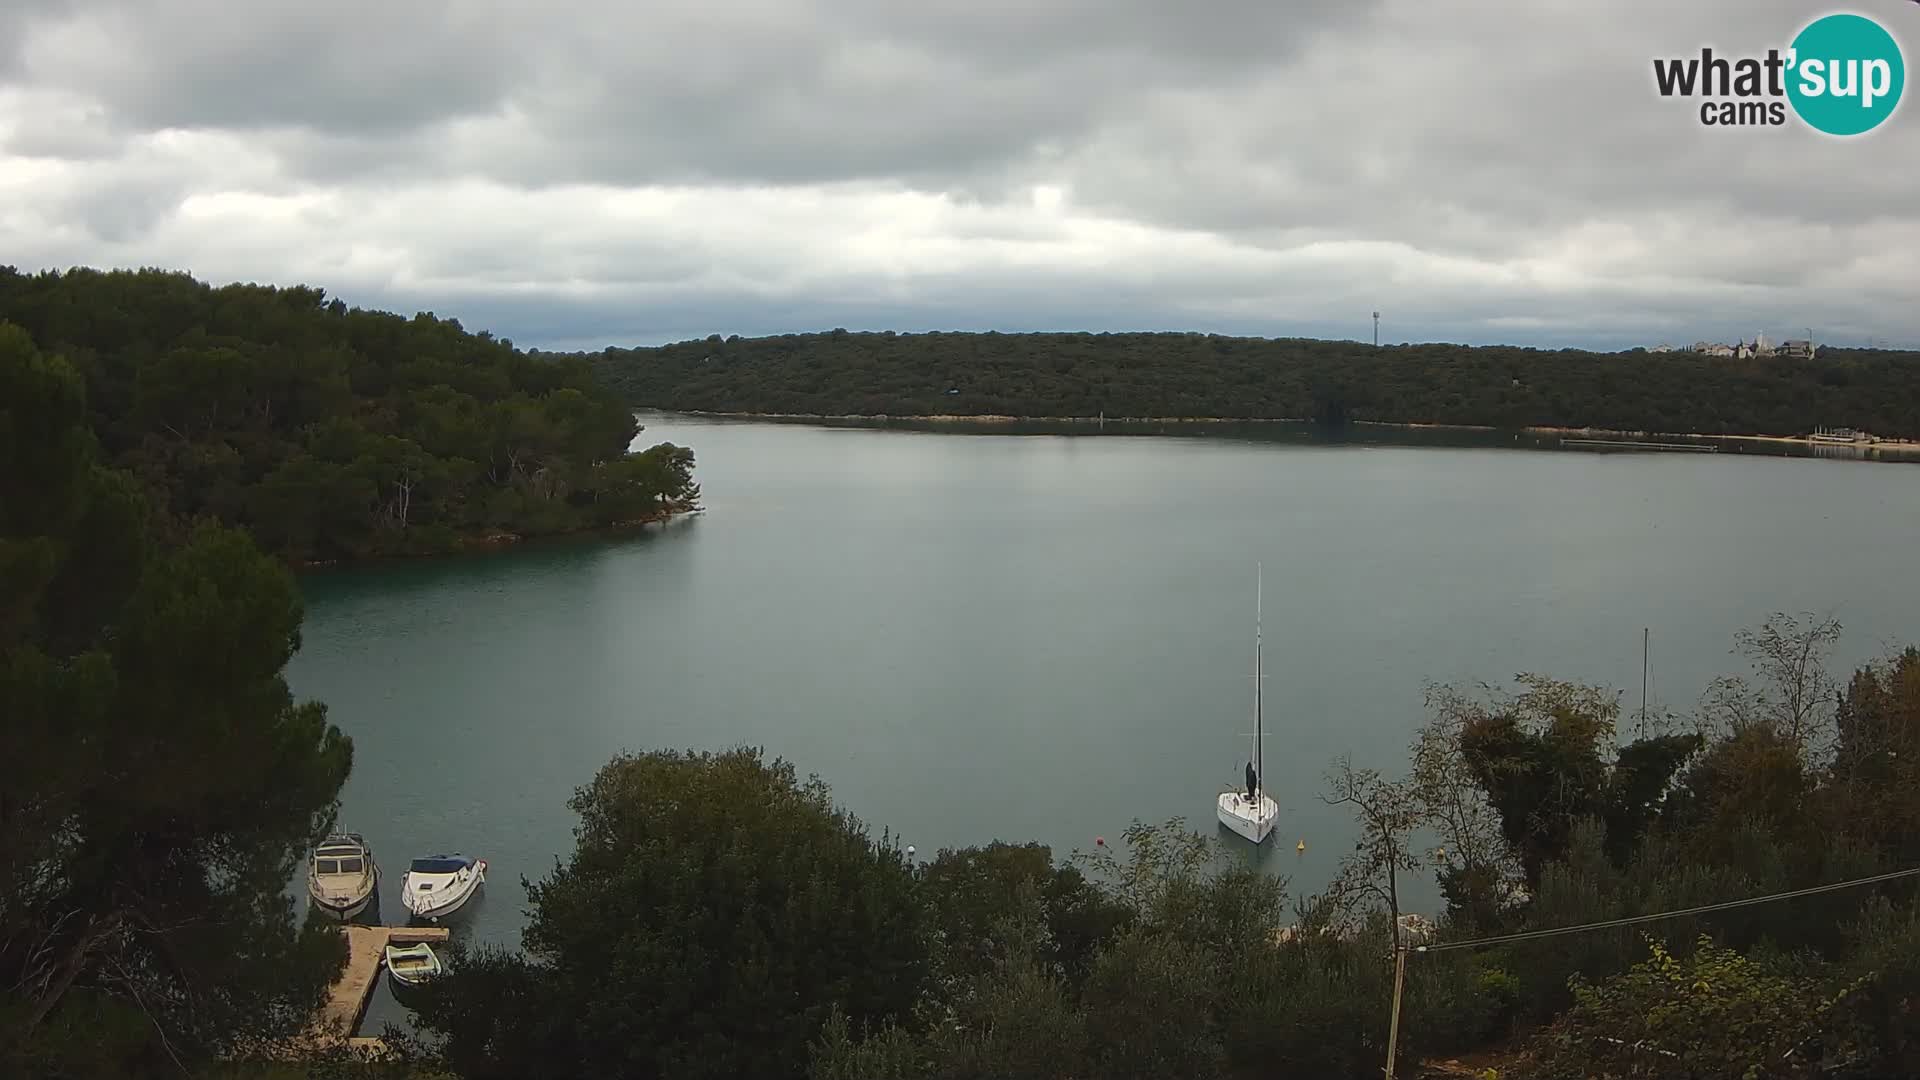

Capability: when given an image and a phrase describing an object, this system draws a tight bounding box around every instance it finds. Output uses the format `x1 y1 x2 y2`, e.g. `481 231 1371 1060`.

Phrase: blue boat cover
409 857 470 874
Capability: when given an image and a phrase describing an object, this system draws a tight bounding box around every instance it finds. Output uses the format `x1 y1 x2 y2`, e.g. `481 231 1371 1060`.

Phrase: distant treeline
577 331 1920 439
0 267 698 565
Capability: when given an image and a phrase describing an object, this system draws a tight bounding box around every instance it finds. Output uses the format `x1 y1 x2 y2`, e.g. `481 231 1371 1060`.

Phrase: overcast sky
3 0 1917 351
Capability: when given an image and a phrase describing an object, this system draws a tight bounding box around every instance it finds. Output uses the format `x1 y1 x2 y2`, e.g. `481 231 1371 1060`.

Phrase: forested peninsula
0 267 698 566
580 331 1920 440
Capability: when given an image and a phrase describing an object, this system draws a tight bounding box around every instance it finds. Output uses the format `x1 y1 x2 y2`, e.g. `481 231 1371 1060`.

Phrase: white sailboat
1217 564 1280 844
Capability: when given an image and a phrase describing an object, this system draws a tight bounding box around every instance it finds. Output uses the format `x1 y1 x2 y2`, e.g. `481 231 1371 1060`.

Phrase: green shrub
1533 935 1870 1080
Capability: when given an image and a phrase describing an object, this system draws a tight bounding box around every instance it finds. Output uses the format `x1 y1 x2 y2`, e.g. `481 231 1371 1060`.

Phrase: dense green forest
580 331 1920 439
0 267 699 565
3 327 356 1076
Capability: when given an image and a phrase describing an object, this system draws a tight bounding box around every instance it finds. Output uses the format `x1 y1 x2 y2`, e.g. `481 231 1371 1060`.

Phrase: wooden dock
309 925 450 1044
1562 438 1719 453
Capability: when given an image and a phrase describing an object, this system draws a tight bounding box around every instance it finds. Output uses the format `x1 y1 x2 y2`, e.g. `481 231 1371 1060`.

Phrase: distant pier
1561 438 1719 453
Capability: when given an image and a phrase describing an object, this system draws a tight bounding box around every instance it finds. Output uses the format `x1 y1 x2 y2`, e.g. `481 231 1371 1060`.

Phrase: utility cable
1413 865 1920 954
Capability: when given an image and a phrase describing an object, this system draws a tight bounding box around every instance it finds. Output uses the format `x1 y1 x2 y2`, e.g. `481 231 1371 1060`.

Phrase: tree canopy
400 613 1920 1080
0 267 699 565
1 327 353 1077
408 748 927 1080
580 330 1920 438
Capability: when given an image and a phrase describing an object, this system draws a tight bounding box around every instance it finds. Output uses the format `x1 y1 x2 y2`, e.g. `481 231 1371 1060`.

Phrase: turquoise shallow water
284 415 1920 1033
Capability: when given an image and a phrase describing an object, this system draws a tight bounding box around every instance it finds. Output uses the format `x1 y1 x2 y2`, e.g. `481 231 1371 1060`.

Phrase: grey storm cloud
16 0 1375 178
18 0 523 134
2 0 1918 351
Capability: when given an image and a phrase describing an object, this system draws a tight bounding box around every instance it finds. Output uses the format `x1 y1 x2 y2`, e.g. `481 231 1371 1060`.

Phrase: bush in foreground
410 748 926 1080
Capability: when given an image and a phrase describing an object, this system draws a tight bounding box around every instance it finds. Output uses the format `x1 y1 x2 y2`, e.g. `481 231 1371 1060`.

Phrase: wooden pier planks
311 925 451 1041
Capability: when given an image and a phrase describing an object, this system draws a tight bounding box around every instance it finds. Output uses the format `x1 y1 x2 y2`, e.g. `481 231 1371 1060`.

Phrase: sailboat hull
1217 791 1278 844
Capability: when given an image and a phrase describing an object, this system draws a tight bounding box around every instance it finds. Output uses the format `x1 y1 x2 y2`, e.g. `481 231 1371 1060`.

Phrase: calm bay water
285 415 1920 1033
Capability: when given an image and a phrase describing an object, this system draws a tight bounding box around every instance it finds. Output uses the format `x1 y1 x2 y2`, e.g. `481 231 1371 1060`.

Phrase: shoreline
654 409 1919 453
291 502 701 571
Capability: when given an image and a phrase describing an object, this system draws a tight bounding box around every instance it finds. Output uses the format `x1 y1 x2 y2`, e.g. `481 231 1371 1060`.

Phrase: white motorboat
400 854 487 921
307 833 380 920
383 942 445 988
1217 565 1280 844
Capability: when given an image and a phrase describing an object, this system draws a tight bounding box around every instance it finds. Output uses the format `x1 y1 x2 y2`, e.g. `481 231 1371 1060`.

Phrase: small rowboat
383 942 444 987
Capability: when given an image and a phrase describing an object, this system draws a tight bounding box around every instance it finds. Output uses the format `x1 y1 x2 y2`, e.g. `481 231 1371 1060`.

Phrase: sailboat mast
1255 563 1263 792
1640 627 1649 740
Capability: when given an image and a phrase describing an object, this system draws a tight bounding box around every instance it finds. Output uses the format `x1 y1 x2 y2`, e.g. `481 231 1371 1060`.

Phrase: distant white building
1659 333 1812 359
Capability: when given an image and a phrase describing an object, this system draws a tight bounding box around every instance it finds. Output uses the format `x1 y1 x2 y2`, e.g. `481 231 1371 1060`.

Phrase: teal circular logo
1787 13 1905 135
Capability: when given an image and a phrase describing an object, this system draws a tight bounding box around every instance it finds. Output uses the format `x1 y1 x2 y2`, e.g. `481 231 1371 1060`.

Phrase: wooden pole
1384 943 1408 1079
